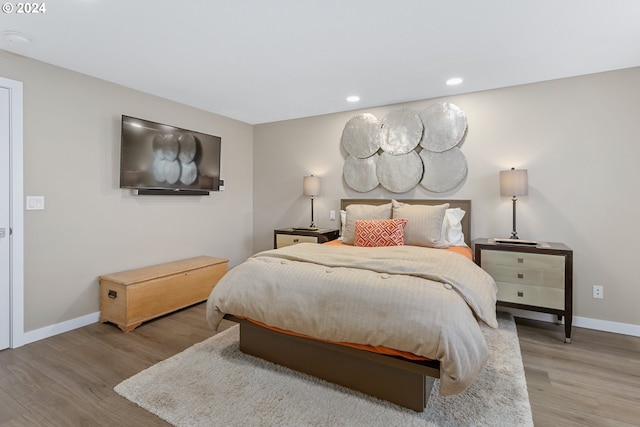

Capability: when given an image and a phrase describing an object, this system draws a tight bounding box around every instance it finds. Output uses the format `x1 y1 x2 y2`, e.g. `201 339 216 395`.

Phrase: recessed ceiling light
3 30 32 44
346 95 360 103
446 77 463 86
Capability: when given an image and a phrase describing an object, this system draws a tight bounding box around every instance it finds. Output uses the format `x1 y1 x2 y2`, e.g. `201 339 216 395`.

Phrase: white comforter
206 243 498 395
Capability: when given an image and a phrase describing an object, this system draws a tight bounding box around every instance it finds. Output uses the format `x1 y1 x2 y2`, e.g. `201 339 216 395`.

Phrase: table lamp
500 168 528 240
303 175 320 230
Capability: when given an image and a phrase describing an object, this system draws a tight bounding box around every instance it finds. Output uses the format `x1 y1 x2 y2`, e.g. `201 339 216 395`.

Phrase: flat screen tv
120 115 221 195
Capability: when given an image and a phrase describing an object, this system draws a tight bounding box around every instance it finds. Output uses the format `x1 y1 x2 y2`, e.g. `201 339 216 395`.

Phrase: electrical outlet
593 285 604 299
329 210 336 221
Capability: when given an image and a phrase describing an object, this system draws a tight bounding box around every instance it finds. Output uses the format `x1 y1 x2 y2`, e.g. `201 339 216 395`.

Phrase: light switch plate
26 196 45 210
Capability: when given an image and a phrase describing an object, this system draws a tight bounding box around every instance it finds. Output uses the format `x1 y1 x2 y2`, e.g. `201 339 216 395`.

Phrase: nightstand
274 228 340 249
473 238 574 343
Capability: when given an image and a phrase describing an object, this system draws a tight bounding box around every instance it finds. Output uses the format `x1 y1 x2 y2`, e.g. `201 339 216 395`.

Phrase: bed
206 199 498 411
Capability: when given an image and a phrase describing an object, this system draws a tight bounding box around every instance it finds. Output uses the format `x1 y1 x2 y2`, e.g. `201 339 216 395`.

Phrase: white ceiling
2 0 640 124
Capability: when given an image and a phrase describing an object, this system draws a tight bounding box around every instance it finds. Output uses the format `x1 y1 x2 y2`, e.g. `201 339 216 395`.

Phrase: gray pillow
342 203 392 244
392 200 450 248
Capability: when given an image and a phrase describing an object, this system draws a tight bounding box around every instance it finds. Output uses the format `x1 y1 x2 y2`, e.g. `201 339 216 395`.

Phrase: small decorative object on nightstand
274 228 339 249
474 238 573 343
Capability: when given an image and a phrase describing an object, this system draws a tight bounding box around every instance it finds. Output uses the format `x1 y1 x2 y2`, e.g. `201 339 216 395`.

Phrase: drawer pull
293 238 299 243
108 290 117 299
517 257 524 263
517 291 524 297
517 273 524 279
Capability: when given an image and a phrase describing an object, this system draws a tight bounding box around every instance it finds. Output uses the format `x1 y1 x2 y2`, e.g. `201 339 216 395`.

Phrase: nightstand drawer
482 264 564 288
276 234 318 247
481 250 565 271
497 282 564 310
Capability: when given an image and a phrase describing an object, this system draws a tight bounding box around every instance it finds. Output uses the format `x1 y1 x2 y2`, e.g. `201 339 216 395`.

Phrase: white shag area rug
115 312 532 426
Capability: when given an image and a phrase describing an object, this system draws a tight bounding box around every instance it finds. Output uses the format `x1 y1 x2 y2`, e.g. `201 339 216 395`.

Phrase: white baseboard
19 311 101 347
500 307 640 337
573 316 640 337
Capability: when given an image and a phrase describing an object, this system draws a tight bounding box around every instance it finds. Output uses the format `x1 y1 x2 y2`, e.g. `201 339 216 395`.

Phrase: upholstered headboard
340 199 471 247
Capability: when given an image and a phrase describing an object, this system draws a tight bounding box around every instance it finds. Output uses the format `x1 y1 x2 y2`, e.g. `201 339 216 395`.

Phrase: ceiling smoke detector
3 31 33 44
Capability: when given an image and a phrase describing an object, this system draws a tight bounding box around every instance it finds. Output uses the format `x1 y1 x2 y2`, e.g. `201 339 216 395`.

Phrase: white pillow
339 209 346 240
441 208 466 246
391 200 449 248
341 203 393 245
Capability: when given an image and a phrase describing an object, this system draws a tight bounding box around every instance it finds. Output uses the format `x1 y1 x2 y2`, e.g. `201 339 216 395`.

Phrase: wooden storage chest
99 256 228 332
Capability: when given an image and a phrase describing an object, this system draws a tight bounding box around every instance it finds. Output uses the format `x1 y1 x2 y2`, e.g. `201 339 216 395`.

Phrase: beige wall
253 67 640 327
1 52 254 332
3 48 638 333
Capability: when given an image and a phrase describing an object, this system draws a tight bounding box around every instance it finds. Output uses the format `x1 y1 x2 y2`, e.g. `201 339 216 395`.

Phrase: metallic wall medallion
341 113 381 159
343 154 380 192
380 108 423 155
341 103 469 193
419 147 468 192
377 151 423 193
419 102 468 153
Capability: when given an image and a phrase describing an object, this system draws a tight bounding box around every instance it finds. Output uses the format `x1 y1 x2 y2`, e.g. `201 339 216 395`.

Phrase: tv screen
120 115 221 194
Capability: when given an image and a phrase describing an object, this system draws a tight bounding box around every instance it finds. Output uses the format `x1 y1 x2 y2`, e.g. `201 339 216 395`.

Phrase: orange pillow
354 218 408 247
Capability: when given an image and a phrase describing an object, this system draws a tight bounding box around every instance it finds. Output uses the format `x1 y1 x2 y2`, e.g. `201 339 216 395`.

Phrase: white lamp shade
303 175 320 196
500 169 528 197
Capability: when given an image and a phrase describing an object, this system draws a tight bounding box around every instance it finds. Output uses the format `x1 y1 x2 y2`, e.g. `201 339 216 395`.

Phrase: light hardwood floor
516 317 640 427
0 304 638 426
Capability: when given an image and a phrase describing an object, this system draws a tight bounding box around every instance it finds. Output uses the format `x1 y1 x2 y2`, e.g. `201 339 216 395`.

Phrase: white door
0 86 10 350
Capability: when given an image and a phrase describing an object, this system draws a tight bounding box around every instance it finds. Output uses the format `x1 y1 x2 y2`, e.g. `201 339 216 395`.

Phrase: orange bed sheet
240 317 430 361
323 238 473 260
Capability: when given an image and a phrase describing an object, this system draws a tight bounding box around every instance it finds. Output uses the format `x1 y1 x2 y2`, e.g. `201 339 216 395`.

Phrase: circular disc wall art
419 147 468 192
343 154 380 192
341 113 381 159
376 151 423 193
419 102 468 153
379 108 423 155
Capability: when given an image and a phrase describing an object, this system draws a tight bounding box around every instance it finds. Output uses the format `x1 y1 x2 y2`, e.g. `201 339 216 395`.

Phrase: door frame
0 76 25 349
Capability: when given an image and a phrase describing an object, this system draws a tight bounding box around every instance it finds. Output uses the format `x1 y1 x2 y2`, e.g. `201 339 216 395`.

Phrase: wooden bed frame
225 199 472 412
